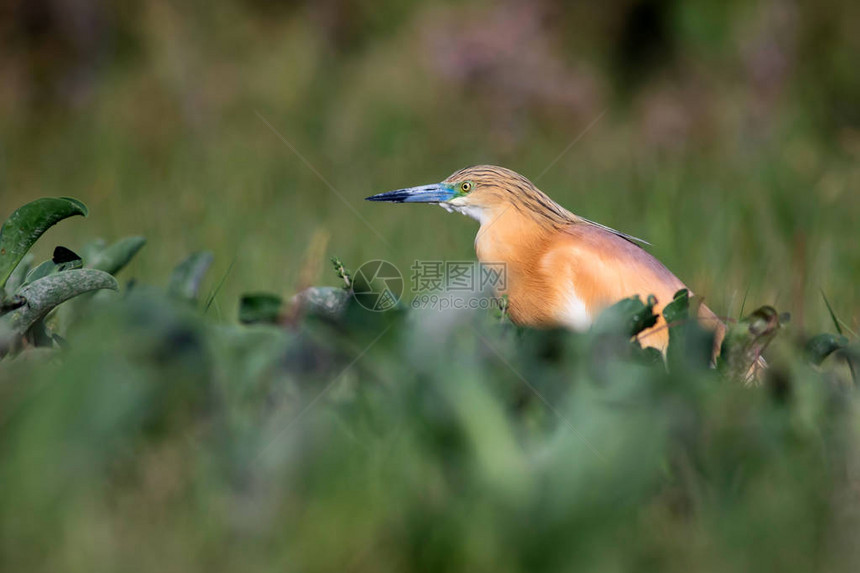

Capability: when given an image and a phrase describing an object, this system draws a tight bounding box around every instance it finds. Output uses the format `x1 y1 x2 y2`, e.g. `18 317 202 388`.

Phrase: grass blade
821 289 843 335
204 256 236 314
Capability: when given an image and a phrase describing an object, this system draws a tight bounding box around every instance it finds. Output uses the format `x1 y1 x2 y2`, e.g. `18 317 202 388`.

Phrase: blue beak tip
366 184 452 204
365 190 409 203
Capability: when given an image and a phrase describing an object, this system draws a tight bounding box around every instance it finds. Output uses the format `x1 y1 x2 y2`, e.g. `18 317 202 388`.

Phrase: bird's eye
460 181 473 193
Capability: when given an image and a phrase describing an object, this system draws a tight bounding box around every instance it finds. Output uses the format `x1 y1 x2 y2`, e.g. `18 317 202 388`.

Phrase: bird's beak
366 183 454 204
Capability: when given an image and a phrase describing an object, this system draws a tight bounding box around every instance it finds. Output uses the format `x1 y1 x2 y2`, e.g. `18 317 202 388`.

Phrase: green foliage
0 198 143 356
662 289 713 370
0 197 87 288
593 293 659 338
87 236 147 275
806 332 849 366
238 292 283 324
1 269 118 336
1 2 859 566
18 247 83 289
1 232 858 572
0 267 857 572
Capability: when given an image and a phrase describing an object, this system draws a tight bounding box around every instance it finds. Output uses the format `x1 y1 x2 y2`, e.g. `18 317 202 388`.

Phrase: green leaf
239 293 284 324
88 236 146 275
593 294 658 337
662 289 690 325
639 346 664 365
46 242 130 331
0 269 118 336
0 197 88 288
663 289 714 371
168 251 214 303
22 260 61 285
805 333 849 366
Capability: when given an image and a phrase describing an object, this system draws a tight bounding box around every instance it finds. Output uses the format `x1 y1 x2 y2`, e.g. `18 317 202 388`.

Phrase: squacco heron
367 165 724 354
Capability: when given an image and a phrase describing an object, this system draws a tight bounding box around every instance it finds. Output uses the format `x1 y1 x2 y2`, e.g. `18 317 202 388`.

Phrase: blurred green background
1 0 858 329
3 3 860 572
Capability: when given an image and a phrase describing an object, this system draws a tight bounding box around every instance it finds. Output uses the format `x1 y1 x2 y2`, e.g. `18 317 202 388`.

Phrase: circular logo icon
352 260 403 312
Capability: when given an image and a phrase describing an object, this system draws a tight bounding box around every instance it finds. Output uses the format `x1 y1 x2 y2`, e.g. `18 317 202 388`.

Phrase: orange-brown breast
476 213 724 354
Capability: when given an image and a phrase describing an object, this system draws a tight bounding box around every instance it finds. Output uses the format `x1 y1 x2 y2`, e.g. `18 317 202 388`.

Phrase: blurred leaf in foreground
805 333 850 366
87 236 146 275
290 286 350 320
168 251 214 303
663 289 714 370
239 292 284 324
593 293 659 338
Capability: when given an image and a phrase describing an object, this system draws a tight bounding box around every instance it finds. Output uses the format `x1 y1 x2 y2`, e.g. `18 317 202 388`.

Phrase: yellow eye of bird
460 181 473 193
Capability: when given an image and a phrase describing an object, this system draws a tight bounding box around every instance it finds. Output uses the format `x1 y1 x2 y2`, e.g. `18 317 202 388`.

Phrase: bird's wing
548 223 685 308
576 216 651 246
546 223 726 354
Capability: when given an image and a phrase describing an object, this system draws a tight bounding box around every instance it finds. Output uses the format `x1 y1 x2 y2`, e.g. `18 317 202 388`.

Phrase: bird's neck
474 206 555 278
472 205 571 327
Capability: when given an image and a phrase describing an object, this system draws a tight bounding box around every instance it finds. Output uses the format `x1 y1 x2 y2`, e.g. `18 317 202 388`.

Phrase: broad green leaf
662 289 690 325
0 269 118 336
88 236 146 275
168 251 214 302
0 197 88 288
593 294 658 337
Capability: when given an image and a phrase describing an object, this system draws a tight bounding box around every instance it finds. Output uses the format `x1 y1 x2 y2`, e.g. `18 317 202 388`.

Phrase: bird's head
366 165 553 225
366 164 650 245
